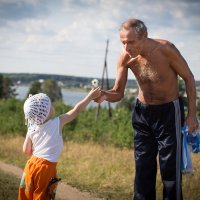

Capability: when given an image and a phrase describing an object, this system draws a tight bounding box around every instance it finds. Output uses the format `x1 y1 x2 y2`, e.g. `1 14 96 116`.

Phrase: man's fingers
188 125 199 133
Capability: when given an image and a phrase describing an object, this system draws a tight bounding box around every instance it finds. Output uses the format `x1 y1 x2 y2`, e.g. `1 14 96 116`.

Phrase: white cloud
0 0 200 80
24 19 48 33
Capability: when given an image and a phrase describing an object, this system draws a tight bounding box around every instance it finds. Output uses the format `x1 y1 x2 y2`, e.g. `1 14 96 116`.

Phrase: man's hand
94 91 106 103
184 116 199 133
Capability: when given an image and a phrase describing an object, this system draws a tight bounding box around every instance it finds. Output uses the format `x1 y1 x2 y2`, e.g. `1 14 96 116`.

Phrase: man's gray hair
120 19 148 39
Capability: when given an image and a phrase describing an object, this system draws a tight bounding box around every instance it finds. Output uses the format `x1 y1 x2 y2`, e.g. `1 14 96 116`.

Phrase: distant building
39 79 44 83
17 80 21 85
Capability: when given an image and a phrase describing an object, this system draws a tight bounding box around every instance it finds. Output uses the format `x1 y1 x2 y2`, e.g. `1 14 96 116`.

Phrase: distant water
16 85 28 100
15 85 116 108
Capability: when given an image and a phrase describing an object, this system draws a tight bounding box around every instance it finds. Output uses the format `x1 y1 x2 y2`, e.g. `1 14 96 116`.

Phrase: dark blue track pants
132 98 184 200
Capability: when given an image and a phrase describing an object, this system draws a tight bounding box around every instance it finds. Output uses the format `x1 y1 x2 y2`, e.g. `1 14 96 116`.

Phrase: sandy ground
0 160 103 200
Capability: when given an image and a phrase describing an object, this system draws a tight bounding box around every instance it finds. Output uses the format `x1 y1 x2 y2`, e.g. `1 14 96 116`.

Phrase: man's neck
140 38 157 59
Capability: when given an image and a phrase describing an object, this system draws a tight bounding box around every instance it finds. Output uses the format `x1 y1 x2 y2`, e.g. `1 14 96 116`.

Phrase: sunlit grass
0 169 20 199
0 135 200 200
59 141 134 199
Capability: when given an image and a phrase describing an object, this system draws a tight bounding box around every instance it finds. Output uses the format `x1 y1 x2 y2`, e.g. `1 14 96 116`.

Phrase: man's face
120 28 143 58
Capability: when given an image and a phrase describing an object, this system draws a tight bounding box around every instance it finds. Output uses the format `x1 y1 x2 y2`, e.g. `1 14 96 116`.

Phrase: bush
0 99 134 148
116 96 135 111
3 96 200 148
0 98 26 135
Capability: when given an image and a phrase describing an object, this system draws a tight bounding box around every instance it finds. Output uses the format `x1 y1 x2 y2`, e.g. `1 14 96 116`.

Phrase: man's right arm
95 53 128 103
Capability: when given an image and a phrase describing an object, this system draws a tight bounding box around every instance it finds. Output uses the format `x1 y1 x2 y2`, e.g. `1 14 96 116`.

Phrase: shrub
0 98 26 135
0 99 134 148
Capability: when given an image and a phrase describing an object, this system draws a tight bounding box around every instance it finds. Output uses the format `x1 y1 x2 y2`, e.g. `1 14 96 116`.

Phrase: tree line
1 73 138 88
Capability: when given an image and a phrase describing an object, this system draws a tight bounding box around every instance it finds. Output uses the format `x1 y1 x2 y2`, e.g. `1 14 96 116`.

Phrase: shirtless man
95 19 198 200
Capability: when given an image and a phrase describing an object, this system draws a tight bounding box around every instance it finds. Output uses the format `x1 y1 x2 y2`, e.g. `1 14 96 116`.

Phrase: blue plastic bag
187 120 200 153
181 125 193 174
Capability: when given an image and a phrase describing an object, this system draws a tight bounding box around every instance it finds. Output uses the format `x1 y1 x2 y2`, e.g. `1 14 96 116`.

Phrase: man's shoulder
153 39 173 48
153 39 177 56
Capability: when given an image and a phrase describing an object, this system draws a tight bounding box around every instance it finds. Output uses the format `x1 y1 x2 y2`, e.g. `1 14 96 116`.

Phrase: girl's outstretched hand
88 87 101 100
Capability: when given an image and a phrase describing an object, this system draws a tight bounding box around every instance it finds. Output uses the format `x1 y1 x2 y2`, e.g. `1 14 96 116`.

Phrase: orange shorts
18 155 57 200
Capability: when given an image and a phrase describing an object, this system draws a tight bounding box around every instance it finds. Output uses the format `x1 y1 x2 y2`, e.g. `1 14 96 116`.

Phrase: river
15 85 116 108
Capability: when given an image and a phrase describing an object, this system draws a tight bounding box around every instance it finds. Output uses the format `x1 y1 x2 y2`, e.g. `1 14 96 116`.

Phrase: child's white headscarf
24 93 51 126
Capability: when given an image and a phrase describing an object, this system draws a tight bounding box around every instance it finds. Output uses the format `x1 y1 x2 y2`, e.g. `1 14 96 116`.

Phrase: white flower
91 79 99 88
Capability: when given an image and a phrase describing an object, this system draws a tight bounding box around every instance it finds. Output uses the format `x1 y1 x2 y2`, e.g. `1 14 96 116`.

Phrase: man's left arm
167 43 198 133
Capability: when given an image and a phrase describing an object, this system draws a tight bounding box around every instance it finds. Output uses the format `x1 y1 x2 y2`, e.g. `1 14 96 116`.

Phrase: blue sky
0 0 200 80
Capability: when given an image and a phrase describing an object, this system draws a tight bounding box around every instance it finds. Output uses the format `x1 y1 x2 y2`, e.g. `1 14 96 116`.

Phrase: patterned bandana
24 93 51 126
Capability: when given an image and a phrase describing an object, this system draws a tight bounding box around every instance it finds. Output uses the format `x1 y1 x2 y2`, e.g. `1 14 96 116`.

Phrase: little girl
18 87 100 200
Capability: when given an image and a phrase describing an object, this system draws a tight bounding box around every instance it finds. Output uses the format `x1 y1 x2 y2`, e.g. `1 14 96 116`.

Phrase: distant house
39 79 44 83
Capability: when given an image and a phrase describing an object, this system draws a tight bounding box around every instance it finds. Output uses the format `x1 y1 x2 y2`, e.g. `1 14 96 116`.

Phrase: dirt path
0 160 103 200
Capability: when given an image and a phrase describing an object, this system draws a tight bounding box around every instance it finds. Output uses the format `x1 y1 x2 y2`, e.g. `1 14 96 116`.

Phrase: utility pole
96 39 112 118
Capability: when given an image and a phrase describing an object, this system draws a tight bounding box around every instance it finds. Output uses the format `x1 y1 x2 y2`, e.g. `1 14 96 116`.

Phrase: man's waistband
136 97 181 108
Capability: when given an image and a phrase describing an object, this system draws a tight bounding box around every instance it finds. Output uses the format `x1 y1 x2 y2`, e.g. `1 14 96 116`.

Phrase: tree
0 75 16 99
27 80 62 102
0 75 3 99
41 80 62 102
28 81 42 96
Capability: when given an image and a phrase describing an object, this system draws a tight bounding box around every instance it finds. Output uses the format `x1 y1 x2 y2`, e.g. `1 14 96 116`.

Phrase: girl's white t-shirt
27 117 63 162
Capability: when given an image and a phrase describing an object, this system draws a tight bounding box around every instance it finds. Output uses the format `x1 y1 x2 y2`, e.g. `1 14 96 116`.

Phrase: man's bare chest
129 58 168 84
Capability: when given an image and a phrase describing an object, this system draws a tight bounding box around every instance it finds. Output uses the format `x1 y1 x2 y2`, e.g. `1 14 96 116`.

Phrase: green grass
0 170 20 200
0 135 200 200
